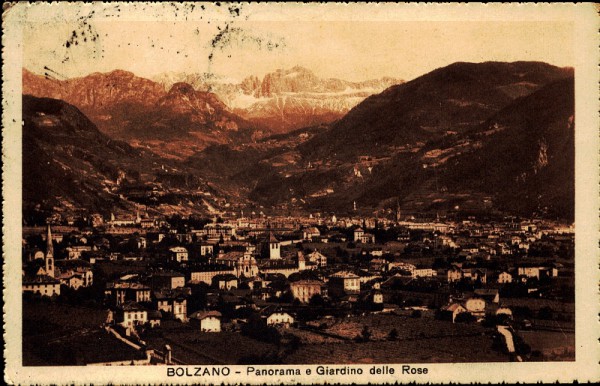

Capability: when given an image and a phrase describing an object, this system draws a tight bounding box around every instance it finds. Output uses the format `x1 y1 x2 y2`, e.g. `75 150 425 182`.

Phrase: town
22 210 575 365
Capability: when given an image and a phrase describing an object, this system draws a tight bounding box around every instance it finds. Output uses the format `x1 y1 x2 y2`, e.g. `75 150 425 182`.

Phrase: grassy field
142 321 278 365
283 335 507 364
519 330 575 361
321 312 487 341
22 300 116 365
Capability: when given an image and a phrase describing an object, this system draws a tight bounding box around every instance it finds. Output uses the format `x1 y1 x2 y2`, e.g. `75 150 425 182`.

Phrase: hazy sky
21 3 575 83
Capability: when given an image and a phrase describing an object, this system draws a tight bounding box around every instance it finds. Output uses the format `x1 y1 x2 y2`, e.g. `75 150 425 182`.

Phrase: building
189 264 235 285
115 301 148 328
44 224 55 278
154 290 188 321
151 272 186 290
290 280 323 303
189 311 222 332
440 303 467 323
55 262 94 289
302 227 321 240
204 224 236 240
199 243 215 257
213 274 238 290
266 312 295 328
329 271 361 297
22 274 61 297
65 245 93 260
169 246 189 263
354 228 376 243
105 282 151 306
215 250 259 278
517 265 558 279
307 250 327 267
497 271 513 284
464 297 486 319
413 267 436 278
268 232 281 260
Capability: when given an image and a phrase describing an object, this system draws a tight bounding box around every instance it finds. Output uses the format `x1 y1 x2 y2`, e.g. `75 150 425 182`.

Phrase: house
199 243 215 257
55 262 94 289
213 274 238 290
65 245 93 259
447 266 463 282
303 227 321 241
464 297 486 319
462 268 487 284
307 250 327 267
58 272 85 289
205 224 236 240
105 282 151 306
189 311 222 332
169 246 189 262
413 267 436 278
371 282 384 304
369 258 388 272
328 271 360 297
22 274 61 297
496 243 511 256
354 228 375 243
517 265 558 279
440 303 467 323
147 310 162 327
154 289 188 321
290 280 323 303
266 312 294 328
497 271 513 284
150 271 186 290
115 301 148 328
189 264 235 285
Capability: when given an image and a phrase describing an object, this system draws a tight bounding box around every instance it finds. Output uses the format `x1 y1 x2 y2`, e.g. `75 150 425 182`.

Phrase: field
22 300 120 365
280 312 506 364
283 335 506 364
142 321 279 364
519 330 575 361
320 311 487 341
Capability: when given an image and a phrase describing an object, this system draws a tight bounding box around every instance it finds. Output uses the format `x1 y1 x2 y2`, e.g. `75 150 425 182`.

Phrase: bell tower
267 226 281 260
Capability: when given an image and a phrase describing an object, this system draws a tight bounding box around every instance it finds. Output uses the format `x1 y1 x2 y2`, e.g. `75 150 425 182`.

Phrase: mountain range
22 61 575 221
152 66 402 133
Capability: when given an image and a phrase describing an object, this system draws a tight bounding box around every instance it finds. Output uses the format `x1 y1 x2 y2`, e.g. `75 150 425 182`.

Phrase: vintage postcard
3 2 599 384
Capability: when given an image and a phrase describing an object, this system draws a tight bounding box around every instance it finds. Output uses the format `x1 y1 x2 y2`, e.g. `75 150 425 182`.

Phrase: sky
20 3 575 83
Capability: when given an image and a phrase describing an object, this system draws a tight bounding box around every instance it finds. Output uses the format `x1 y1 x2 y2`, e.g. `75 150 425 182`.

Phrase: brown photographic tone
5 3 598 384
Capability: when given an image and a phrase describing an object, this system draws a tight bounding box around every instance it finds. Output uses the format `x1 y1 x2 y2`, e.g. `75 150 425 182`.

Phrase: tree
387 328 399 341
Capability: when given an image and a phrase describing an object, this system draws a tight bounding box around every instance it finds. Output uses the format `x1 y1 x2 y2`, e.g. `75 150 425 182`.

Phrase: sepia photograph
3 2 599 384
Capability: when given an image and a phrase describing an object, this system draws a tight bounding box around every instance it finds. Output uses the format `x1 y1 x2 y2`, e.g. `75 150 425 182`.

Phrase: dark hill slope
300 61 572 160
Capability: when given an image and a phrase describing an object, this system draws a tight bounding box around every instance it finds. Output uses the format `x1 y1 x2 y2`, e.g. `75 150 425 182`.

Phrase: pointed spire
46 224 54 258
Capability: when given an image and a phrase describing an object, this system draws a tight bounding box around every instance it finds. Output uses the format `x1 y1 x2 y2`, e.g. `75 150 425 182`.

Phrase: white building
497 271 513 284
266 312 294 328
190 311 222 332
116 302 148 328
169 247 189 262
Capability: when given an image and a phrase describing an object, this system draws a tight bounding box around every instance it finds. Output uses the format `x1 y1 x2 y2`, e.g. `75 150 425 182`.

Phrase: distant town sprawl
22 211 575 365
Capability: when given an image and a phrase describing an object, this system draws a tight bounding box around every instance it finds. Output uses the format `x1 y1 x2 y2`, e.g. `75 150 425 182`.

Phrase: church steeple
46 224 54 258
45 224 55 277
